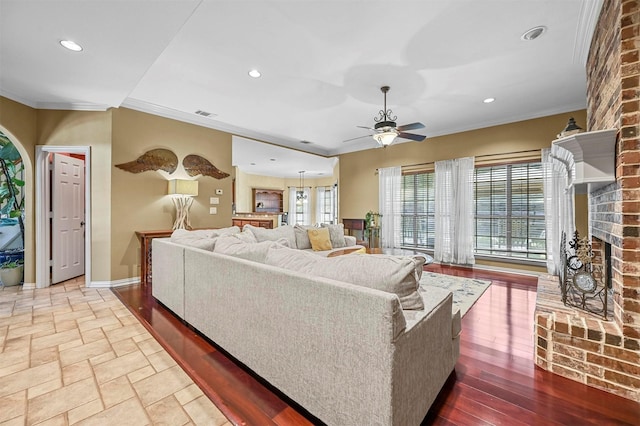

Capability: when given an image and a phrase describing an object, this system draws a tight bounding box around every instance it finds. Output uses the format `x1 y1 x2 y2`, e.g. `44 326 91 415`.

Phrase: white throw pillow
243 224 297 249
170 229 217 251
321 223 347 248
265 245 425 310
293 224 315 250
214 235 288 263
210 226 241 238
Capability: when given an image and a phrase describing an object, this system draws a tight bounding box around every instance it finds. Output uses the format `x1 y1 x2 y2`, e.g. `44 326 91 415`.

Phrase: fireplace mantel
553 129 617 193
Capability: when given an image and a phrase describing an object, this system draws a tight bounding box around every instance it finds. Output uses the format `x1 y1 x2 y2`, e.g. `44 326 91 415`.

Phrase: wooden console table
136 230 173 284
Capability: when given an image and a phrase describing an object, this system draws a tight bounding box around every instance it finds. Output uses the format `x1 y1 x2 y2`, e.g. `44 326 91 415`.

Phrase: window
401 173 436 249
288 187 311 225
400 161 546 260
316 185 337 224
474 163 545 260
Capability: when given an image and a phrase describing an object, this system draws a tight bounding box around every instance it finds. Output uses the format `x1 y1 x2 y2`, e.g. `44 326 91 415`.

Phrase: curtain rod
375 149 541 171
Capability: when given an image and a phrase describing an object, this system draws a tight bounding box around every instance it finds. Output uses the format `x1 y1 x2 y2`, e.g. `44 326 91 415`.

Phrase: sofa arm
344 235 357 246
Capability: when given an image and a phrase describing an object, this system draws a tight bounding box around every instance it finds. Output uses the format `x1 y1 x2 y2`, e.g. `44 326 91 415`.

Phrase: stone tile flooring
0 277 230 425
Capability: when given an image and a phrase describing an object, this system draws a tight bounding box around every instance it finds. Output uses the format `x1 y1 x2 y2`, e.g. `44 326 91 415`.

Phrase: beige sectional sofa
152 226 460 425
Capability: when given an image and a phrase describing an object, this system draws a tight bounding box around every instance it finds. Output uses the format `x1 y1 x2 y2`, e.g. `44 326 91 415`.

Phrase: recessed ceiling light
483 97 495 103
250 162 256 166
521 26 547 41
60 39 83 52
248 69 261 78
270 158 276 161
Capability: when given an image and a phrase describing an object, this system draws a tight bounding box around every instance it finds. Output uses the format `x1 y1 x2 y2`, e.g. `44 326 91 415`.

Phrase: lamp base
172 196 194 230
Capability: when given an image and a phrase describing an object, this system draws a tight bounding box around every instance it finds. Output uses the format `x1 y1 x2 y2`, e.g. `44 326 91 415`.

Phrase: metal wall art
115 148 178 174
560 230 608 319
115 150 229 179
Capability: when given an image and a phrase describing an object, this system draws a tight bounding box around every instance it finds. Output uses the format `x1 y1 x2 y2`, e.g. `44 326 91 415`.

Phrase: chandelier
296 171 307 201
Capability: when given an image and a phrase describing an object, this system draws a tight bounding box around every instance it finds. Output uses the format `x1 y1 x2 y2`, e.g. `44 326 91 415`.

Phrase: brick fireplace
534 0 640 402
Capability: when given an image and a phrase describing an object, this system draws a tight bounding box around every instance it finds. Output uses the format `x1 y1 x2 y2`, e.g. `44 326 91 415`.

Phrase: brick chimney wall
534 0 639 402
587 0 640 348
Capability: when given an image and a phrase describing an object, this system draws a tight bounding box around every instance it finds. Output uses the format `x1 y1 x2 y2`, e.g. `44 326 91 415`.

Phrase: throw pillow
321 223 347 248
307 227 333 251
214 235 288 263
243 224 297 249
170 229 217 251
209 225 241 238
265 245 425 310
293 224 315 250
234 230 258 243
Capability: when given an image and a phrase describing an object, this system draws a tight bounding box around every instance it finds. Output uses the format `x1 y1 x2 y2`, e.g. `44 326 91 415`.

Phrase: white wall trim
88 277 139 288
35 146 92 289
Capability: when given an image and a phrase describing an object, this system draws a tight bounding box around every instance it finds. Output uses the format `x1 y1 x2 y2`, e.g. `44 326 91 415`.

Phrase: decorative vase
0 264 23 286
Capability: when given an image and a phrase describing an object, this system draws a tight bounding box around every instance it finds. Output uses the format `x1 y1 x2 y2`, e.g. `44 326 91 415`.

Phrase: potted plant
0 259 24 286
0 133 25 270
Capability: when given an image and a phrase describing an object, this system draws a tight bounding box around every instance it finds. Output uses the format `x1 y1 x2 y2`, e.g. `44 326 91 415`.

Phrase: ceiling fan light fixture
373 130 398 147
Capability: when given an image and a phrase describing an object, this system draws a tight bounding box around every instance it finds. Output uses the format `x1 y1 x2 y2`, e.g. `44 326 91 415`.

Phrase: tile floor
0 277 230 426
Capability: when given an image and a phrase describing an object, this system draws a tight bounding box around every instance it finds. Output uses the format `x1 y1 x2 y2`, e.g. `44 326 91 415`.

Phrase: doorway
35 146 91 289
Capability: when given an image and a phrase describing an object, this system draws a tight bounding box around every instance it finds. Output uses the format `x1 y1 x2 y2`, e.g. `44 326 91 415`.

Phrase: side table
136 230 173 284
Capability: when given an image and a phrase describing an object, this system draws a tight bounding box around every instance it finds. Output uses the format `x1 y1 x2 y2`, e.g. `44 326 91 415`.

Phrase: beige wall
111 108 233 281
37 109 114 283
339 109 588 272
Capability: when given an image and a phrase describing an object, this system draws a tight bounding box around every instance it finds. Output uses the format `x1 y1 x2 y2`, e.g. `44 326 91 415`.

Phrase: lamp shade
373 130 398 147
168 179 199 196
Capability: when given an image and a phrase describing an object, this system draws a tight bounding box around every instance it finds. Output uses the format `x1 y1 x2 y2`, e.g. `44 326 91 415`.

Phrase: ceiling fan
345 86 426 147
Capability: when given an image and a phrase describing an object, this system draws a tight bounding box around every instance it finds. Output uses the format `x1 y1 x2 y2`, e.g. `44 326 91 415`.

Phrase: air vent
194 110 216 118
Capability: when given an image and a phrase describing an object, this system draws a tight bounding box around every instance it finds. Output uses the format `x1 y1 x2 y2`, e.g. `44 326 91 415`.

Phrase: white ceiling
1 0 602 173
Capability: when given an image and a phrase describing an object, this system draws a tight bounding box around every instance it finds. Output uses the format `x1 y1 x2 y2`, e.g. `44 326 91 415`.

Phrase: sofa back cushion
244 224 297 249
265 245 425 310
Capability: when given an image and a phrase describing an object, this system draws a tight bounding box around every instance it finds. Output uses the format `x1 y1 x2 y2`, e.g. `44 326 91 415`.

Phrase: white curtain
378 166 402 248
288 187 311 225
434 157 475 265
542 146 575 275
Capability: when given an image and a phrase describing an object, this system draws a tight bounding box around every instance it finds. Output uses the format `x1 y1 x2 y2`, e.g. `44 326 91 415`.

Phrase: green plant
1 259 23 269
364 210 381 238
0 132 25 246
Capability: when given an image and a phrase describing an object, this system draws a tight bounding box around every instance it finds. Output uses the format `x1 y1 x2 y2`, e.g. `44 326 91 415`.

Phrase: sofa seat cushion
244 224 297 249
265 245 425 310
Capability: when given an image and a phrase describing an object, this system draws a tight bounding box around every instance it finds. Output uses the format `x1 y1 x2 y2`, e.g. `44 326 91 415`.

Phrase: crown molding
574 0 604 65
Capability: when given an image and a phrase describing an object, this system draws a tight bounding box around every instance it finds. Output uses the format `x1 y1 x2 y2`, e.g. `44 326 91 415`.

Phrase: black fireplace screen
560 230 609 320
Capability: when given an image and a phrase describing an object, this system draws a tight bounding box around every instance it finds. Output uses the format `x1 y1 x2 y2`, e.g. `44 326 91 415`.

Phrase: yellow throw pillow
308 227 333 251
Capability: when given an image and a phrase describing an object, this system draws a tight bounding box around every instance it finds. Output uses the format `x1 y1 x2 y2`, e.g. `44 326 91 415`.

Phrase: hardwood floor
112 265 640 425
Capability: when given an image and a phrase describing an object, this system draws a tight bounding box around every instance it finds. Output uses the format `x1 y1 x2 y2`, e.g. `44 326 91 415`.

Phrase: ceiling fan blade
356 125 375 131
396 122 425 132
343 134 373 143
398 132 426 142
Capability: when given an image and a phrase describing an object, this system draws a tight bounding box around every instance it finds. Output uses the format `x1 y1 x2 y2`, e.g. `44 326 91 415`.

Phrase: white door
52 153 85 284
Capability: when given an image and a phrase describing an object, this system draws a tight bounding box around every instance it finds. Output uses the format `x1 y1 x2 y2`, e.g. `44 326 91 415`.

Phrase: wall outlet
209 207 217 215
215 189 223 195
209 197 219 205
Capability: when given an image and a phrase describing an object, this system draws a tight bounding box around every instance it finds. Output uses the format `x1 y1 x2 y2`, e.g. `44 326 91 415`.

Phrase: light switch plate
209 207 217 215
215 189 223 195
209 197 219 205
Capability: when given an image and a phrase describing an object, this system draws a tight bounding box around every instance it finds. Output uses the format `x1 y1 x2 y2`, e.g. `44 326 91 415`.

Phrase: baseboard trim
87 277 140 288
